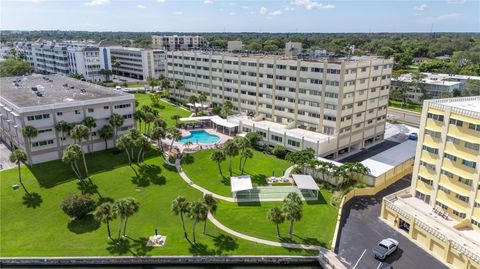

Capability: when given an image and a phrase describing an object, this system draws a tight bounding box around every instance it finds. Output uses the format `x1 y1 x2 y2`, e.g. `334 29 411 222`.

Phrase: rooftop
428 96 480 115
360 140 417 177
0 74 131 109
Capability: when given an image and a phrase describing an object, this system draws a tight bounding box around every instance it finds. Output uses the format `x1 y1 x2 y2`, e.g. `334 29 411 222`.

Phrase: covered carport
292 174 319 199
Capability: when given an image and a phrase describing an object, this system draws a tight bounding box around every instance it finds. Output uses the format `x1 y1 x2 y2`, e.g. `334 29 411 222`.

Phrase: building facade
381 96 480 269
0 75 135 164
152 35 205 51
166 51 393 159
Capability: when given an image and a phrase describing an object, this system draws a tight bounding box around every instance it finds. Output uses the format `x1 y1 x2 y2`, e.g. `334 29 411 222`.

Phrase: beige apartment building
152 35 205 51
166 51 393 159
382 96 480 269
0 75 135 164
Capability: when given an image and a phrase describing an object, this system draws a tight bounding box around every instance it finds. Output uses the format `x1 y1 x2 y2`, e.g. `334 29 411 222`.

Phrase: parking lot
335 177 448 269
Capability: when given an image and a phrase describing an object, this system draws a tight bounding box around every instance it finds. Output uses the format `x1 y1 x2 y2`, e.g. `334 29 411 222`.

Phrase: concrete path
284 165 296 177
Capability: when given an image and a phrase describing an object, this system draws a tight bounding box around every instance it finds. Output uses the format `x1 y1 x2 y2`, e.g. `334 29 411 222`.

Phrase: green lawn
388 100 423 113
0 150 313 257
135 93 191 128
215 190 338 249
181 149 292 197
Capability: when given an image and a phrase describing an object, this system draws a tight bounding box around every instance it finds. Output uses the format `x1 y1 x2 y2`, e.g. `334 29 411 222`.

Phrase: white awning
292 174 319 190
180 116 217 122
231 175 253 193
186 102 209 108
211 116 239 129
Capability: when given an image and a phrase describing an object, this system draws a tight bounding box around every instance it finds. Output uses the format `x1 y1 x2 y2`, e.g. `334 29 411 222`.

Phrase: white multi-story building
166 51 393 159
99 43 166 80
0 74 135 164
152 35 205 51
14 41 102 81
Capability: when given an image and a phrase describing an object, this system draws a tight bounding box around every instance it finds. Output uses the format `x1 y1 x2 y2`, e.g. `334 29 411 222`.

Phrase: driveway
335 177 448 269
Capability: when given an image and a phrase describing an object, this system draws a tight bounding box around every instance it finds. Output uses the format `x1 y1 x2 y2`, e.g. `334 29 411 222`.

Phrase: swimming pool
178 130 220 145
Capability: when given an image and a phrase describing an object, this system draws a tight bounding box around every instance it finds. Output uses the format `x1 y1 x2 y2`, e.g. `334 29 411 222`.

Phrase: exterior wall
107 47 166 80
152 35 205 51
166 51 393 157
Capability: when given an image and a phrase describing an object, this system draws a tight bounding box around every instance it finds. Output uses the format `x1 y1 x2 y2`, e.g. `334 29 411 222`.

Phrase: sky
0 0 479 32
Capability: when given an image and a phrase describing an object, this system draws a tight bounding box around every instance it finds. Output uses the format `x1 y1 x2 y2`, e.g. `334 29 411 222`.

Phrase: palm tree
171 196 190 239
9 149 27 188
167 128 182 152
234 136 250 171
70 124 91 178
83 116 97 153
202 194 217 235
188 201 208 243
55 120 71 148
150 126 166 153
153 118 167 129
95 202 117 239
135 135 150 164
184 141 193 151
22 125 38 163
223 139 239 177
210 150 226 177
147 76 159 90
198 93 208 113
117 133 134 164
267 206 285 237
161 77 171 97
99 124 114 150
113 199 129 243
221 100 233 118
109 113 124 147
282 199 303 240
111 56 121 79
134 110 145 132
143 112 155 134
62 144 83 181
284 192 303 205
122 197 140 237
175 80 184 100
188 95 199 115
241 149 253 174
332 165 348 188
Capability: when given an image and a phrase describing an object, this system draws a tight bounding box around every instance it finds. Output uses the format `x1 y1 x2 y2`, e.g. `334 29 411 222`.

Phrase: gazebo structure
291 174 320 199
231 175 253 199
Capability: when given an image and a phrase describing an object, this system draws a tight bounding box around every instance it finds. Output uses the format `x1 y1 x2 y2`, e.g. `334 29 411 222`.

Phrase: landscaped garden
181 148 292 197
0 150 312 257
134 93 191 128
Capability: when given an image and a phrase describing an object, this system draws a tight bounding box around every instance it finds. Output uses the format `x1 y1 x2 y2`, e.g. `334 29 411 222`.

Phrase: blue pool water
178 130 220 145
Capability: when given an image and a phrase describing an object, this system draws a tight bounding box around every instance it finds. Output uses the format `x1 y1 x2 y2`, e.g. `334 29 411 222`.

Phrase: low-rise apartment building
166 51 393 159
381 96 480 269
0 74 135 164
152 35 205 51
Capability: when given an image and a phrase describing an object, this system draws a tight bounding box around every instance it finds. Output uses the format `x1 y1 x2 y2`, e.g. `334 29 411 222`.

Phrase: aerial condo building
0 75 135 164
166 50 393 159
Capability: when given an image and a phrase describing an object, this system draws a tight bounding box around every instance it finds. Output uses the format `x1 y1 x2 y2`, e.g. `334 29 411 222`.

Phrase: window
56 112 63 116
415 191 430 203
310 67 322 73
271 135 282 142
447 136 460 145
88 108 94 113
289 66 297 71
458 177 472 187
420 161 435 170
325 92 338 98
449 118 463 127
418 176 433 185
475 202 480 208
27 114 50 121
455 193 469 203
425 129 441 139
462 159 476 169
104 106 109 110
471 219 480 228
468 123 480 132
287 140 300 147
423 145 438 154
453 210 466 219
438 185 450 194
38 128 52 134
114 103 132 109
444 152 456 161
75 110 81 115
465 141 480 151
441 169 454 178
427 113 444 122
32 139 54 148
435 201 448 210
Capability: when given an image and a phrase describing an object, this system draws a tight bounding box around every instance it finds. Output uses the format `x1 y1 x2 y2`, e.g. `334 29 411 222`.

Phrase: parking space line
376 262 383 269
353 249 366 269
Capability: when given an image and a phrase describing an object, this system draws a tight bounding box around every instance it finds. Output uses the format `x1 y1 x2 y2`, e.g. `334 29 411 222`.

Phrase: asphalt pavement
335 177 449 269
387 108 421 127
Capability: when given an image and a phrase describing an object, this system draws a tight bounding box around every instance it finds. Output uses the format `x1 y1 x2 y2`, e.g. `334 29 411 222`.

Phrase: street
335 177 448 269
387 107 421 127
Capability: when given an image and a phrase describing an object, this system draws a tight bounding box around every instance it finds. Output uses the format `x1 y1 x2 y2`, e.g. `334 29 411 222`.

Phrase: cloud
290 0 335 9
414 4 427 11
259 7 268 15
284 5 295 11
174 11 183 15
84 0 110 6
157 0 166 3
203 0 213 4
241 5 249 9
269 10 283 16
229 12 236 16
447 0 465 3
137 4 146 9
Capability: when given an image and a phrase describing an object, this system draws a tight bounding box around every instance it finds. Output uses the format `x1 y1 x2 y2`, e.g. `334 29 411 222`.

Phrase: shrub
211 107 221 115
168 155 177 164
272 146 288 159
61 194 96 219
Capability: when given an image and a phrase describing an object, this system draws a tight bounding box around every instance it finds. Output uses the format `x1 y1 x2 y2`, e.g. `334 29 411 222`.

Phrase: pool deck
163 128 232 153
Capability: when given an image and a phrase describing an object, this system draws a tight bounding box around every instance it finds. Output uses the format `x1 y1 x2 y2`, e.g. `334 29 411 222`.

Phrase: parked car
408 133 418 140
373 238 399 260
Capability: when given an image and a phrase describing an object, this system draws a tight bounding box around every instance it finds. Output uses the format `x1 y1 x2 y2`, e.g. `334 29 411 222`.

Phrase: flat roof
0 74 130 108
228 115 334 143
361 140 417 177
430 96 480 114
231 175 253 193
292 174 319 191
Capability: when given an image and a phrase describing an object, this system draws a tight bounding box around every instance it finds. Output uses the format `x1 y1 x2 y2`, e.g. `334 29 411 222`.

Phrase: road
335 177 449 269
387 107 421 127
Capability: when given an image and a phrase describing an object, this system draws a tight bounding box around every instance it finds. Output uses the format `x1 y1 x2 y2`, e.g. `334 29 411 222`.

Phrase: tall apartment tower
411 96 480 224
166 51 393 159
152 35 205 51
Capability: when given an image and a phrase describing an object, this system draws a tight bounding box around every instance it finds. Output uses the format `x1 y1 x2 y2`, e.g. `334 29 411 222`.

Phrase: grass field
181 149 292 197
0 150 314 257
135 93 191 128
